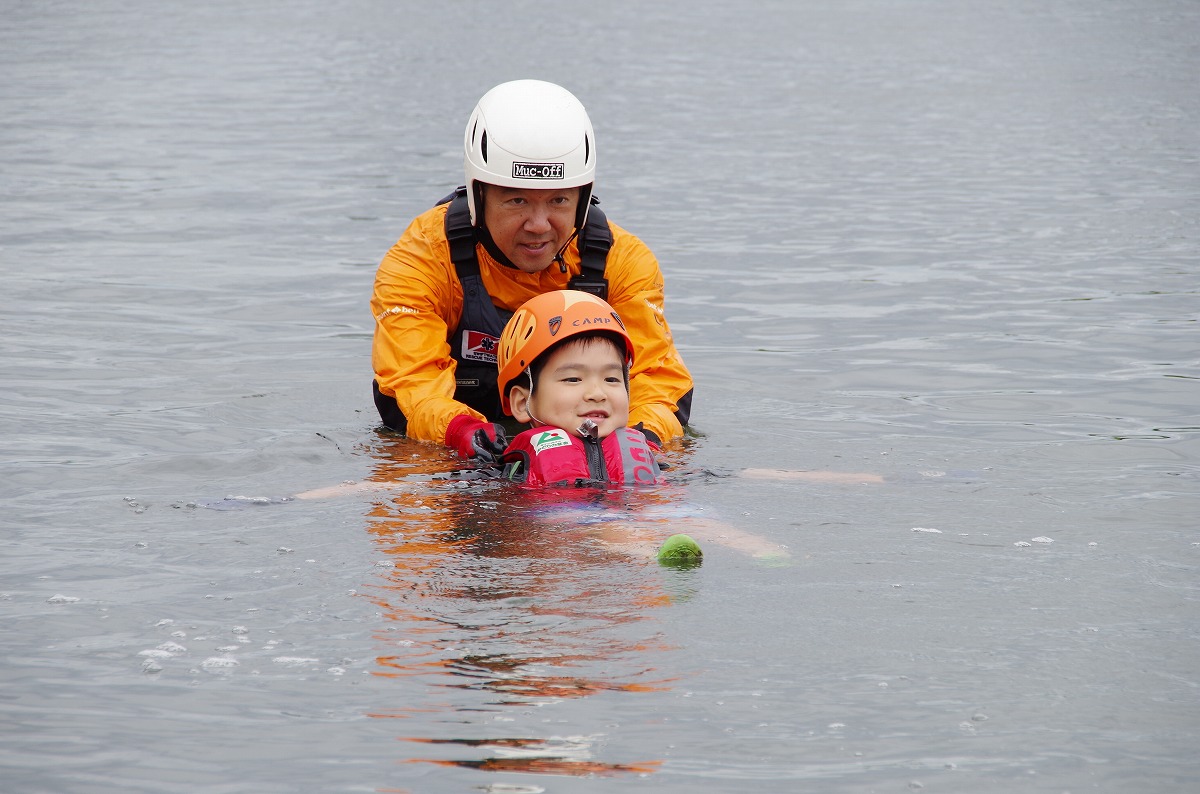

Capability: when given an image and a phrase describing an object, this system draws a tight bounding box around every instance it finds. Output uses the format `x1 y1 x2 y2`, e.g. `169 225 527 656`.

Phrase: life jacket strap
569 196 611 301
441 186 479 279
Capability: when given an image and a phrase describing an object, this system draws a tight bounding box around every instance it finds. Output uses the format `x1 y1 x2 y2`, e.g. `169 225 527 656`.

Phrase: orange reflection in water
358 435 687 777
405 736 662 777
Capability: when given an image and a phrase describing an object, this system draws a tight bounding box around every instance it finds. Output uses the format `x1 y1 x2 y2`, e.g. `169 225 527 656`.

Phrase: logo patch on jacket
531 428 572 454
461 331 499 363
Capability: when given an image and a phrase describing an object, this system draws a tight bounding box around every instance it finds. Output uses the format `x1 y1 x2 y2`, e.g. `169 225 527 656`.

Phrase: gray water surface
2 1 1198 792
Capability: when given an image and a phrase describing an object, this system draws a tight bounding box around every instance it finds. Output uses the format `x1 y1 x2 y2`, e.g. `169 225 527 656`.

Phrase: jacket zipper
583 435 607 482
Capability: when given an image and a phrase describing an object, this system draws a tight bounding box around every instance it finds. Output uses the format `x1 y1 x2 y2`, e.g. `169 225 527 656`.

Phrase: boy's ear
508 385 533 424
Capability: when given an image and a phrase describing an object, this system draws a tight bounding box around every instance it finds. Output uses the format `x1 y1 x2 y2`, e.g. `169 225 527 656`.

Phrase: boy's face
509 337 629 438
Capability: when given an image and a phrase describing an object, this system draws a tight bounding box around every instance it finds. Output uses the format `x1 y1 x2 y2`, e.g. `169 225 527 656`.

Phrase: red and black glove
445 415 508 464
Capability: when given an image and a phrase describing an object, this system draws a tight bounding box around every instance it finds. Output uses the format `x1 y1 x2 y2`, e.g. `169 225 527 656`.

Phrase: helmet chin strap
477 224 520 270
552 228 581 273
524 368 545 426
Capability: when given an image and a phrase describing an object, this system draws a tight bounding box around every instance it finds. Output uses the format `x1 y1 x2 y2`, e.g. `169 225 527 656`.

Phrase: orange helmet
497 290 635 415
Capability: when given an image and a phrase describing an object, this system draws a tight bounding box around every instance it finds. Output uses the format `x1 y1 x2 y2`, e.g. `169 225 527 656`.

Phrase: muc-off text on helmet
512 162 565 180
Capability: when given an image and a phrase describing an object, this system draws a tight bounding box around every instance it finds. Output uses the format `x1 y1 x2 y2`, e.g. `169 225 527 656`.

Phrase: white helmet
463 80 596 229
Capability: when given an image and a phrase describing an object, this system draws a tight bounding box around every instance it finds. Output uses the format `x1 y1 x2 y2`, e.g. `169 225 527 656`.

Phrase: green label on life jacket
532 428 572 454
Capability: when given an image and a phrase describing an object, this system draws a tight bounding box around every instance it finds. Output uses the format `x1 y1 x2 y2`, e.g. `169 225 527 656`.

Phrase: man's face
481 185 580 273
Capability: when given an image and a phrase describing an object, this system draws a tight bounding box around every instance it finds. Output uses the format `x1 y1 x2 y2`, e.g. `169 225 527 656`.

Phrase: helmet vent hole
480 130 488 163
471 119 478 144
585 134 590 164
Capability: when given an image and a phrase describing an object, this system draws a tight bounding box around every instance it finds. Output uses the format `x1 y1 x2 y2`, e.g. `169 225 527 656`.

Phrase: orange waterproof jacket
371 202 693 444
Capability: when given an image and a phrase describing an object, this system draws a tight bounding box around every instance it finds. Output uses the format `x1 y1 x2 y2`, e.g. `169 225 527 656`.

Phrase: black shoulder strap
568 196 611 300
441 186 479 279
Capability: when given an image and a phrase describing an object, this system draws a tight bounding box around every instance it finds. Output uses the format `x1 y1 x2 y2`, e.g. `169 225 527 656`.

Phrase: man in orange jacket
370 80 693 462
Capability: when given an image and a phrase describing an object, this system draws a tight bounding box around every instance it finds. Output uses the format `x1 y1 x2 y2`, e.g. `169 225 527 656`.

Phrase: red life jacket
500 426 664 487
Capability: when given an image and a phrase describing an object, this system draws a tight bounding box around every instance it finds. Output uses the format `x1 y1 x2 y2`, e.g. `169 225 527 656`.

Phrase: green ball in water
657 534 703 567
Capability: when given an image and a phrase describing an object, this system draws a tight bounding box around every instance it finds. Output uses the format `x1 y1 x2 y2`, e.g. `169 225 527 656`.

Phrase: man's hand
445 415 508 464
632 422 668 470
632 422 661 449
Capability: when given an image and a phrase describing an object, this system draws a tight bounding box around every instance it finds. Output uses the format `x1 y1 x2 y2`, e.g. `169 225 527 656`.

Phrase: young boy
492 289 664 488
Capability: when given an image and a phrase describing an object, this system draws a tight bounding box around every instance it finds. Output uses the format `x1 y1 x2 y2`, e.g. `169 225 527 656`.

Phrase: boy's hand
445 415 508 464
